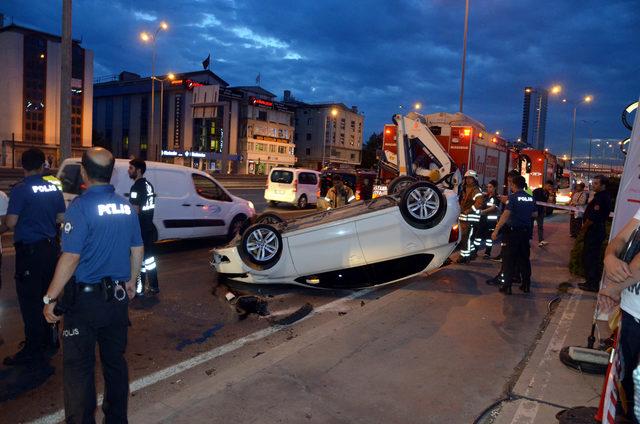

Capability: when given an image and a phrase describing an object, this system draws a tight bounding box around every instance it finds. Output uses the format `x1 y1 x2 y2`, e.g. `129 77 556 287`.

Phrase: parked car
264 167 321 209
212 181 460 289
57 159 256 241
320 169 377 201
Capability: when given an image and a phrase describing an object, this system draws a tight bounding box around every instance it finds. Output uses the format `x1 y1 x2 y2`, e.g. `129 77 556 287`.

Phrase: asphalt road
0 214 575 423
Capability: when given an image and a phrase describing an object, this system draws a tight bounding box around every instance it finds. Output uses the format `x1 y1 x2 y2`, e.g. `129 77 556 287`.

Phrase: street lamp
140 20 169 161
154 72 175 157
322 107 339 168
565 94 593 171
414 102 422 111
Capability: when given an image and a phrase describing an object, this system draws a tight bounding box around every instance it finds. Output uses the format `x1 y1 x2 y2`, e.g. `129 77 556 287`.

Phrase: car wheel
227 215 247 241
240 223 283 270
388 176 417 195
255 212 285 225
297 194 308 209
399 181 447 229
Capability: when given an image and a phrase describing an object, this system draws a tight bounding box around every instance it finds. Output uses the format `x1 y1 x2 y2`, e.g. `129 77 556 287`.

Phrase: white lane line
29 288 374 424
508 290 583 424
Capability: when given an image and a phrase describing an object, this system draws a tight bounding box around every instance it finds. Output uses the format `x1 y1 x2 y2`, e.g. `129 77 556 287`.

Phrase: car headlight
248 201 255 210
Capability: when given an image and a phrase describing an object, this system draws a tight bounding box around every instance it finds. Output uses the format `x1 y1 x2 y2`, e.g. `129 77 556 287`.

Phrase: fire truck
514 148 560 190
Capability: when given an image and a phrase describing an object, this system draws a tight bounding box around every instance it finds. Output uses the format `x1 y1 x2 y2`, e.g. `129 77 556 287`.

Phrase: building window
255 143 266 152
193 118 223 153
306 147 311 156
340 133 345 144
306 133 312 141
247 142 254 151
350 120 355 129
340 118 346 130
257 110 267 121
351 153 356 160
307 118 313 125
23 34 47 143
269 144 276 152
278 146 287 154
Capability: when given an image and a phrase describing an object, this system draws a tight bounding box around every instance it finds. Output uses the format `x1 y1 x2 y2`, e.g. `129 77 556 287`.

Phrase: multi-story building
521 86 548 150
93 70 245 173
233 86 295 175
0 20 93 166
284 91 364 170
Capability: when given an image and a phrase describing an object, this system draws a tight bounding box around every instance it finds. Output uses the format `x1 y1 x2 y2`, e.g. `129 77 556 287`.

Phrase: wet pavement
0 213 577 423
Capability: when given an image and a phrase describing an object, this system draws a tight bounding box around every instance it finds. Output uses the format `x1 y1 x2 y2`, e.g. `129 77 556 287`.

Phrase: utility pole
459 0 470 113
60 0 72 160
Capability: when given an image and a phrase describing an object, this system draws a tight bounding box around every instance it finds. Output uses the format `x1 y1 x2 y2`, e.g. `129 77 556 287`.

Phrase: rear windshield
558 177 570 190
270 170 294 184
59 163 84 195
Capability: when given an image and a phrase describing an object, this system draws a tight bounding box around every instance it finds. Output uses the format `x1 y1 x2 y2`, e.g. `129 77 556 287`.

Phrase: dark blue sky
4 0 638 164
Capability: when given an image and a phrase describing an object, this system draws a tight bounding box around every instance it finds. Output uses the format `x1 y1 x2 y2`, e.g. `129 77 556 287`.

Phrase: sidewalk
490 288 605 424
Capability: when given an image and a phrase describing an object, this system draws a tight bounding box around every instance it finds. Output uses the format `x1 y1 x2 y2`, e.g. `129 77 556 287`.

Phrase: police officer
1 148 65 365
325 174 355 209
492 175 536 294
128 158 158 296
43 147 144 423
578 175 612 292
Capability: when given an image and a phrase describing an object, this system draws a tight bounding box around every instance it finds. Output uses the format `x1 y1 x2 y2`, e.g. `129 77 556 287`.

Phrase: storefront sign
161 150 178 157
174 94 183 149
250 97 273 108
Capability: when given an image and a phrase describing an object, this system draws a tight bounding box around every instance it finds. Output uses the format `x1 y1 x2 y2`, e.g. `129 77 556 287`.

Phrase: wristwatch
43 295 57 304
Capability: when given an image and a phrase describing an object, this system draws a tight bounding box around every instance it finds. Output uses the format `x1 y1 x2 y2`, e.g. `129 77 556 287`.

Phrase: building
233 86 295 175
93 70 245 173
284 91 364 170
0 19 93 166
521 86 548 150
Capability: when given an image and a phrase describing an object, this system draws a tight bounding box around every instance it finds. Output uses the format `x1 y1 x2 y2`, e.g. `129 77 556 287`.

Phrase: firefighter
457 170 481 263
478 179 501 259
325 174 355 209
466 193 485 262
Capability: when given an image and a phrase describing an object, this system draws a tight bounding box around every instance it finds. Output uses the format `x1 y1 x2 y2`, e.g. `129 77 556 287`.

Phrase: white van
264 167 320 209
57 159 256 241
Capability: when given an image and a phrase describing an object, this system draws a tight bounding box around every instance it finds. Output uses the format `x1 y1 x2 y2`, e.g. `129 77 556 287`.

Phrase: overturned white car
211 113 462 289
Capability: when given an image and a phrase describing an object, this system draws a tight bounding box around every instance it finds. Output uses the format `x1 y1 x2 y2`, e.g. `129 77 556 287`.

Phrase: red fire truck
514 148 559 190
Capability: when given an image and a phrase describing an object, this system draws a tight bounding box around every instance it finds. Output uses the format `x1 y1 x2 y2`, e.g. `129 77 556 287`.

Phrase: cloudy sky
3 0 638 164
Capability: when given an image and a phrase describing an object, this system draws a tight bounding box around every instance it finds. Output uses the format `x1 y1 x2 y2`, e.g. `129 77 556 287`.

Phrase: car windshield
270 170 294 184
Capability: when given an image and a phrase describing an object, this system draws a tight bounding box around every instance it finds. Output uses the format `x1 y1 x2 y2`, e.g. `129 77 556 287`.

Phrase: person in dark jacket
578 175 612 292
532 180 554 247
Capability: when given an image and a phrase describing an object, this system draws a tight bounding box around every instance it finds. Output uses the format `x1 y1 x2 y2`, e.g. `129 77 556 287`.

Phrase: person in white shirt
601 206 640 422
569 182 588 237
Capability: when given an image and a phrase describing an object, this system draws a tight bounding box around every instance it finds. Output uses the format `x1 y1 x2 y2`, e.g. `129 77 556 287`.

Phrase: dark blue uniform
129 177 158 294
501 190 535 293
6 174 65 362
61 184 142 423
581 190 612 290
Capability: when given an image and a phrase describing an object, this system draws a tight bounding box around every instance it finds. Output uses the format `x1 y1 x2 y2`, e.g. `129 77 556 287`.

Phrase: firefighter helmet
464 170 478 180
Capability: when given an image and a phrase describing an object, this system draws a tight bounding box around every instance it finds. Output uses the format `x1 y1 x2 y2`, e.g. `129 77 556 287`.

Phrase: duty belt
76 278 127 301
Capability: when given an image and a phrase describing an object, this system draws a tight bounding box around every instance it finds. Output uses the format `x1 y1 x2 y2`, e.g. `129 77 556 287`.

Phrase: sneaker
147 287 160 295
538 241 548 247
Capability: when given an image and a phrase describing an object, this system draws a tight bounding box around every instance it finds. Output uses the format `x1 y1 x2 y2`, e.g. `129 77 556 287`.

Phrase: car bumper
264 191 296 203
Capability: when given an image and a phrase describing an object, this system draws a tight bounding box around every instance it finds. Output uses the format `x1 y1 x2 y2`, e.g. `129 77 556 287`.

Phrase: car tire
240 223 283 270
399 181 447 230
255 212 285 225
297 194 308 209
227 215 247 241
388 176 417 195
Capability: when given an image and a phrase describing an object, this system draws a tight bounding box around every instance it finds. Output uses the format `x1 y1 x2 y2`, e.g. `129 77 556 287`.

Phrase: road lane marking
507 289 582 424
29 288 375 424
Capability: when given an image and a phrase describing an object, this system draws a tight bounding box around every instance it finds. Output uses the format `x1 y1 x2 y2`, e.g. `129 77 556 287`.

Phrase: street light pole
569 105 577 170
141 22 168 161
459 0 470 113
60 0 72 161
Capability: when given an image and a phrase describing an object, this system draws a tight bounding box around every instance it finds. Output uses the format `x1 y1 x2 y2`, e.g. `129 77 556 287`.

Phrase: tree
360 132 382 169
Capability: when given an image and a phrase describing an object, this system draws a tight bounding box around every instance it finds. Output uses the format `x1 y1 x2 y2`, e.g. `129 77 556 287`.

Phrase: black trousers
618 310 640 423
583 224 606 288
502 228 532 288
63 289 129 424
15 239 59 353
140 231 158 291
532 213 544 242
